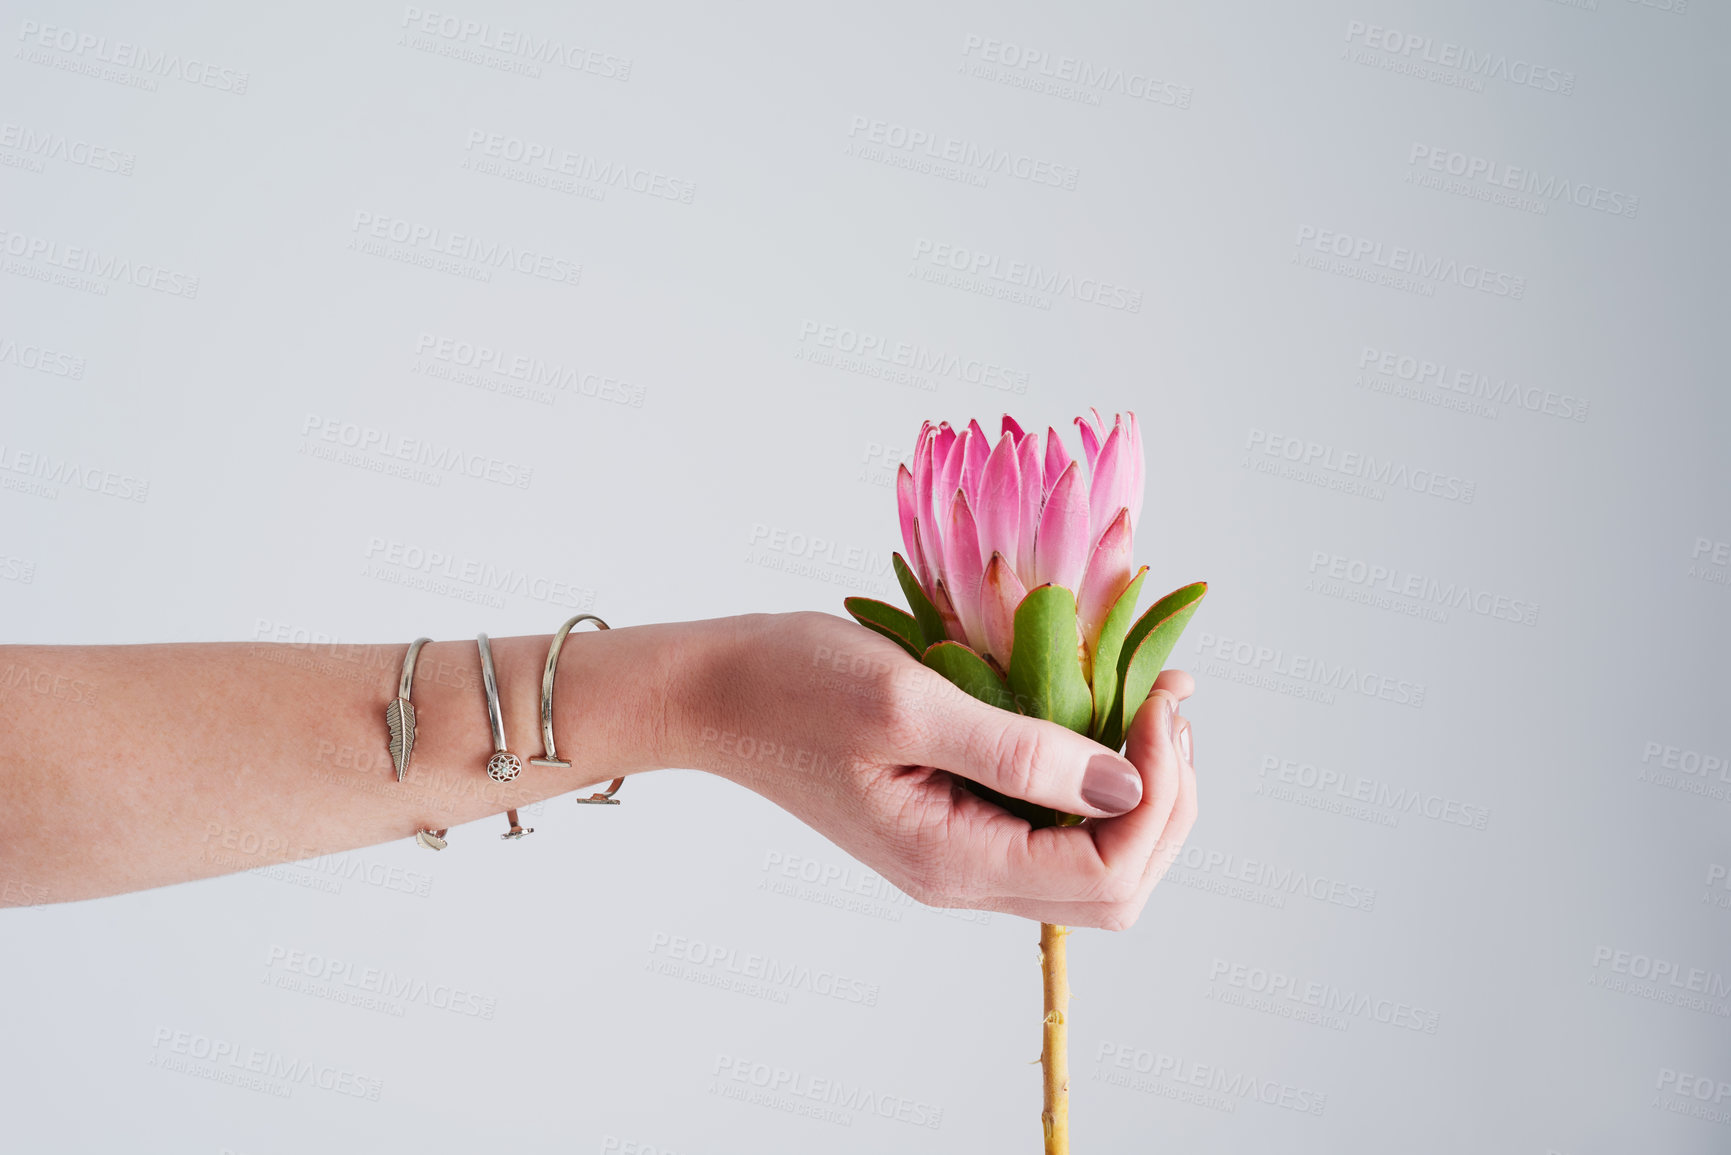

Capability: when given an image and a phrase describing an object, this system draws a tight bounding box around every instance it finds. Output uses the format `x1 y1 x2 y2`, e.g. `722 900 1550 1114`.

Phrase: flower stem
1040 921 1070 1154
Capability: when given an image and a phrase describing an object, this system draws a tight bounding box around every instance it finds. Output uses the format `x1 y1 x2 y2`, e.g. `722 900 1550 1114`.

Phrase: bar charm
476 633 522 783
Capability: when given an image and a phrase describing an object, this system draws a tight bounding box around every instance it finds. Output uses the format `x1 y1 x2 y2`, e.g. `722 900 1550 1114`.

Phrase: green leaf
921 640 1016 712
1104 582 1208 750
1087 566 1149 742
843 597 922 660
893 553 945 654
925 637 1072 830
962 781 1064 828
1005 584 1094 735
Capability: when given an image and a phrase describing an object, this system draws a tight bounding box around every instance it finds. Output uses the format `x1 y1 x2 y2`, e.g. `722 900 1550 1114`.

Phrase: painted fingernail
1082 754 1142 814
1176 718 1193 765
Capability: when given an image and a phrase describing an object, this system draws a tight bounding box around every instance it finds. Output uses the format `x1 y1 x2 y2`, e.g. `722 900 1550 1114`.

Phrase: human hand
679 612 1198 930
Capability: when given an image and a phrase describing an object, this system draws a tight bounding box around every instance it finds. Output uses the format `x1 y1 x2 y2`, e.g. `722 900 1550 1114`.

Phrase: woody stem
1040 921 1070 1154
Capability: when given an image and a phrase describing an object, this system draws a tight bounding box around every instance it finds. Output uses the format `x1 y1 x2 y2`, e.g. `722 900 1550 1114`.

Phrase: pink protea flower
842 409 1207 1155
844 407 1203 757
896 410 1145 675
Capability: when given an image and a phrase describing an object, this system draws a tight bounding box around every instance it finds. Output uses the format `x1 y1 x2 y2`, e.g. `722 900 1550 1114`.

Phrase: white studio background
2 2 1727 1152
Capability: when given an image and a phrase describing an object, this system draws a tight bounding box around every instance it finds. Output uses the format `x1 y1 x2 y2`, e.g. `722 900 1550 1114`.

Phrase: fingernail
1176 718 1192 765
1082 754 1142 814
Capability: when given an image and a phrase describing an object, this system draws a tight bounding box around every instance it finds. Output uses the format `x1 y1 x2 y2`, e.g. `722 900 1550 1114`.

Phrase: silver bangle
476 633 523 784
530 613 624 805
386 637 430 783
394 636 451 851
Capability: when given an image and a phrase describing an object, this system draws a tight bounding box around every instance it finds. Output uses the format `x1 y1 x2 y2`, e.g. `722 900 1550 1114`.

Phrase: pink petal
896 463 919 565
1077 508 1133 657
931 579 965 644
1033 460 1089 592
914 425 941 567
913 422 927 502
1074 414 1102 471
981 552 1028 668
911 518 934 595
1126 411 1145 532
937 423 966 522
943 490 988 652
931 421 959 490
1016 434 1043 579
1001 414 1026 443
1087 421 1132 555
1043 427 1072 500
976 432 1021 570
958 422 989 505
931 421 958 471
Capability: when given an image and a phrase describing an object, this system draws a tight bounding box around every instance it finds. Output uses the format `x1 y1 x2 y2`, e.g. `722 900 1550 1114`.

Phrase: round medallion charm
487 751 523 783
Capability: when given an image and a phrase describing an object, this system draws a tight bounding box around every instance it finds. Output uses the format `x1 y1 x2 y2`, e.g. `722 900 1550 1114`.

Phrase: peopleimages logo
363 536 594 610
16 20 251 93
149 1027 383 1100
1171 845 1377 911
300 414 534 489
0 226 200 298
1591 946 1731 1001
1094 1042 1328 1116
462 130 694 203
0 553 36 584
1207 958 1442 1033
1306 550 1539 626
1245 428 1477 504
414 332 645 407
711 1055 943 1130
797 320 1030 394
910 238 1143 312
0 442 149 502
1257 755 1492 831
647 932 881 1007
1342 20 1575 94
0 661 97 705
1358 346 1589 421
1195 629 1427 709
1688 537 1731 589
0 122 135 174
399 7 631 79
349 210 582 286
845 116 1080 190
957 34 1192 108
1293 225 1527 299
0 334 85 379
264 945 495 1018
746 524 895 578
1641 741 1730 782
1657 1069 1731 1107
1407 144 1638 218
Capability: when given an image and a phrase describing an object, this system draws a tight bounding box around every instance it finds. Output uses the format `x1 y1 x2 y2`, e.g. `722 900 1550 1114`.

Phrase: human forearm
0 621 713 904
0 612 1202 931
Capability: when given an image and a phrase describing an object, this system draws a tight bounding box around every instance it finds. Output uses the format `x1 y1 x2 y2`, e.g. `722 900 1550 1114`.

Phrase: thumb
903 682 1143 819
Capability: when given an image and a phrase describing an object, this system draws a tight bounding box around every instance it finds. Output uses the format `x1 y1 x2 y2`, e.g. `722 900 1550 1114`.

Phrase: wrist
458 622 690 801
651 615 749 775
537 615 743 779
663 612 844 791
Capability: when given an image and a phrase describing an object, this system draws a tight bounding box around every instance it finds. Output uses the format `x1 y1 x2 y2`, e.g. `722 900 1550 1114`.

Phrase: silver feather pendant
386 696 416 782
